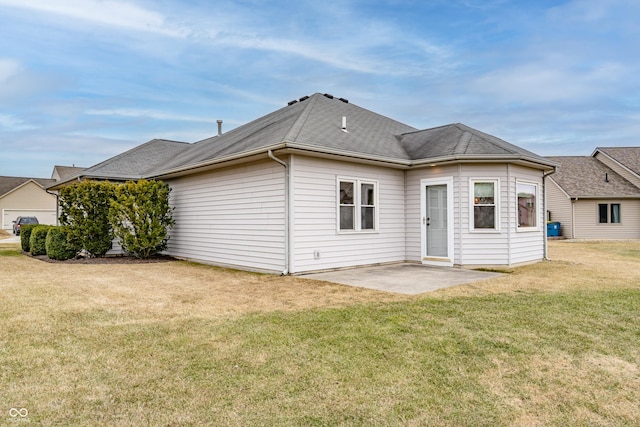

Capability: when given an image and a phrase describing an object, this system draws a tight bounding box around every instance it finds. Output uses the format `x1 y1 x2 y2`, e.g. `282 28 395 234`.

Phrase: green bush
45 227 78 260
59 181 114 257
29 225 51 256
109 179 175 258
20 224 37 252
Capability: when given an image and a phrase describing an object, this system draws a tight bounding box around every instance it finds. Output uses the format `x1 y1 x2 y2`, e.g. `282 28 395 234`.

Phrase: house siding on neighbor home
546 153 640 240
573 199 640 239
1 180 57 230
546 179 574 238
166 160 286 273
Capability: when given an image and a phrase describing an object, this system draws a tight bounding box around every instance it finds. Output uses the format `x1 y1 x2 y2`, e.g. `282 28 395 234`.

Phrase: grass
1 240 639 426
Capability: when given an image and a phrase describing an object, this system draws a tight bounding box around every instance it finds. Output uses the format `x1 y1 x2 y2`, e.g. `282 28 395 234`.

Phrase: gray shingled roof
80 139 190 180
159 93 554 174
52 166 86 181
547 156 640 198
398 123 547 160
0 176 56 198
50 93 555 187
596 147 640 176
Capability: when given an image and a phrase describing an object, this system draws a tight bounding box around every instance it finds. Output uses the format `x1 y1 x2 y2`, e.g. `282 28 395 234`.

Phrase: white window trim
336 177 379 234
469 178 500 233
516 180 540 232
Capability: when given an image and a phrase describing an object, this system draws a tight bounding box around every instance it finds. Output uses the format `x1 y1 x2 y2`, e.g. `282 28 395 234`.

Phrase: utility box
547 222 560 237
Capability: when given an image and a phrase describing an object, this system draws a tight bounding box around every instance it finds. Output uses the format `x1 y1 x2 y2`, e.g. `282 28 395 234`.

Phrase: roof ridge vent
299 95 310 102
287 100 298 106
338 97 349 103
323 93 334 99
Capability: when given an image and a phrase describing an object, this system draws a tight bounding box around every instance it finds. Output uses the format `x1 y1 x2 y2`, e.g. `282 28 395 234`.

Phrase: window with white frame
338 178 377 232
471 180 498 230
517 181 537 228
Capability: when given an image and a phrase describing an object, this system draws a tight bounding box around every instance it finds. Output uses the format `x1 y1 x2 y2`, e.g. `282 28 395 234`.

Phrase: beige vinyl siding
291 156 405 273
546 178 573 238
405 165 460 263
573 199 640 239
1 181 57 229
594 152 640 188
166 160 286 273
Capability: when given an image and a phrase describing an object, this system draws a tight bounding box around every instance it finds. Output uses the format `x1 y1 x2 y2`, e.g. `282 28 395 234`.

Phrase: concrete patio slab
300 263 502 295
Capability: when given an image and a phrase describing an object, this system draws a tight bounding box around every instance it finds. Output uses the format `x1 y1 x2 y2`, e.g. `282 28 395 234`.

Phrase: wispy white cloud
471 61 626 104
0 113 36 131
0 58 21 83
85 108 214 124
0 0 187 37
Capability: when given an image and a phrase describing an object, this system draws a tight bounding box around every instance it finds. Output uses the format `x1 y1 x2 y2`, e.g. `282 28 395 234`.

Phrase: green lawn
1 243 639 426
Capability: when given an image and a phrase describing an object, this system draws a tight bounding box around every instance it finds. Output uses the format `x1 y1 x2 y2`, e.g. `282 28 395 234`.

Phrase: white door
426 185 448 257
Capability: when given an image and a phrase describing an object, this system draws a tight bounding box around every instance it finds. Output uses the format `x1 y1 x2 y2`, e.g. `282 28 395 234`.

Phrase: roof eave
411 154 558 170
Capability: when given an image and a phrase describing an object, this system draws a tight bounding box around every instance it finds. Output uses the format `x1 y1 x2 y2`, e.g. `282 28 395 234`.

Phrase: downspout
571 197 578 239
45 189 60 226
507 163 512 265
542 168 556 261
268 150 290 275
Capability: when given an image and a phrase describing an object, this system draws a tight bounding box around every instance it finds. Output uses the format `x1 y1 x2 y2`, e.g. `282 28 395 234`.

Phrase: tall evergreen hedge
58 181 114 257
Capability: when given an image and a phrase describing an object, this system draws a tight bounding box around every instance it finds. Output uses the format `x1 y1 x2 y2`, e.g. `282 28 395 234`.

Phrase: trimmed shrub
20 224 37 252
29 225 51 256
45 227 78 260
59 181 115 257
109 179 175 258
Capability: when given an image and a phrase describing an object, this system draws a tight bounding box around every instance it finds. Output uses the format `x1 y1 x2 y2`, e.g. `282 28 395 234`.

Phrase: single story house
1 176 57 230
49 93 557 274
1 166 86 231
546 147 640 239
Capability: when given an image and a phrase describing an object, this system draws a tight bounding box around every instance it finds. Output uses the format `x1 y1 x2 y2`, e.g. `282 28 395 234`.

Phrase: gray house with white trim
50 93 556 273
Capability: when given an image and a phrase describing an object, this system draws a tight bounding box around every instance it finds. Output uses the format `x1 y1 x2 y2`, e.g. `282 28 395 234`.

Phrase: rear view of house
49 93 557 273
546 147 640 239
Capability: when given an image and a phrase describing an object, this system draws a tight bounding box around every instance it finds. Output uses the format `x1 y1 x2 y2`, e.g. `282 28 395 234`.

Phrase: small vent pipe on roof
341 116 348 132
217 120 223 136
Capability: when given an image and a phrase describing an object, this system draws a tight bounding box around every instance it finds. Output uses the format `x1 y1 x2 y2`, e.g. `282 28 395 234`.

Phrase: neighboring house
0 176 57 230
49 93 557 273
51 165 87 182
546 147 640 239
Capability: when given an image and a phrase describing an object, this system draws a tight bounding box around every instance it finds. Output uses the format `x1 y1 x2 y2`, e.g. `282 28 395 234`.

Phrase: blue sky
1 0 638 178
